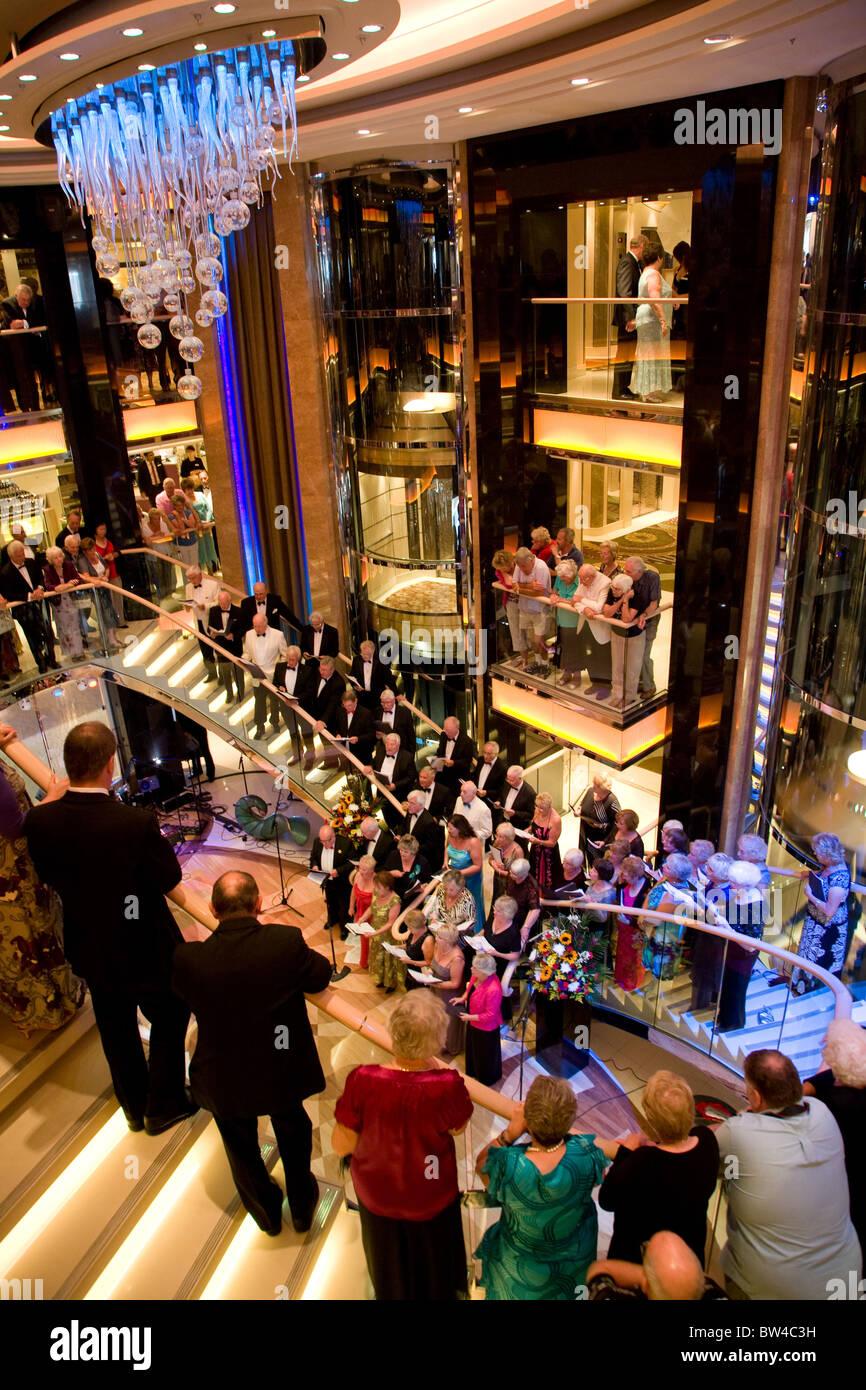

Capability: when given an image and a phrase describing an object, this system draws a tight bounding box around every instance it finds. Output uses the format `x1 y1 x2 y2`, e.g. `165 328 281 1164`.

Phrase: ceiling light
297 74 310 82
848 750 866 783
194 42 208 50
138 64 155 72
458 106 473 114
262 29 276 38
0 126 9 132
212 3 236 12
571 78 590 86
122 27 144 37
362 24 382 32
332 53 351 60
704 34 732 44
19 75 38 83
357 128 371 135
60 53 80 62
0 94 12 101
404 393 453 413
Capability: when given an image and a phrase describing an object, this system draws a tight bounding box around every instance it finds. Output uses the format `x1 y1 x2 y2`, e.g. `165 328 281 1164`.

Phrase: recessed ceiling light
213 3 236 12
297 74 310 82
60 53 80 62
571 78 590 87
458 106 473 114
194 42 208 51
704 34 732 43
262 29 276 38
19 75 38 83
362 23 382 32
357 128 371 135
138 64 155 72
122 27 143 37
96 81 104 88
0 94 12 101
332 52 351 60
0 126 9 132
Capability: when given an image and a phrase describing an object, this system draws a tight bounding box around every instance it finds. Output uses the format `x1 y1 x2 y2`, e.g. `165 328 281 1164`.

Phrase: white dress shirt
282 662 301 695
454 794 492 842
504 783 522 811
444 738 455 761
242 626 287 682
379 754 397 783
362 659 373 690
313 628 323 656
320 845 335 873
477 761 494 790
379 707 395 728
185 574 219 623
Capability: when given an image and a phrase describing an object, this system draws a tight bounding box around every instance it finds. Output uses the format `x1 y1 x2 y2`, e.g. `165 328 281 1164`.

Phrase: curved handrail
492 580 673 631
333 647 444 738
538 897 852 1019
84 575 407 817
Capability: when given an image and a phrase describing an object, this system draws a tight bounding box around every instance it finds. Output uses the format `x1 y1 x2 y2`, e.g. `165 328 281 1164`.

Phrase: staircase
753 578 783 783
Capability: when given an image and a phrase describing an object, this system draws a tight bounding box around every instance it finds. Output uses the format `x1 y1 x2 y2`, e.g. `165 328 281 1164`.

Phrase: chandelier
50 40 299 398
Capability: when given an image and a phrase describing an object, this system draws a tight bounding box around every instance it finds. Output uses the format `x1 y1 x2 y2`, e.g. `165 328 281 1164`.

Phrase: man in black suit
24 722 195 1134
309 823 354 935
272 645 316 745
1 282 40 411
238 581 303 638
333 688 376 766
612 235 647 400
413 765 453 822
300 611 340 665
207 590 245 705
359 816 395 867
491 764 537 831
0 540 55 672
136 453 162 506
365 732 416 830
471 740 507 806
55 510 83 550
402 789 445 867
433 716 475 794
172 870 331 1235
374 687 415 752
349 638 396 709
307 654 347 760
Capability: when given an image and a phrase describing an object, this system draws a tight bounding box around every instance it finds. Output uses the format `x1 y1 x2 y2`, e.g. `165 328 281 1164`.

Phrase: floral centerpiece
330 777 375 846
528 913 603 1001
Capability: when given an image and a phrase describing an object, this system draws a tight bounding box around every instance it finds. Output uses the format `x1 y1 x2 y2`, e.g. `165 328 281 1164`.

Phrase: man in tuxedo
360 815 395 867
0 540 55 671
309 823 354 936
492 764 537 831
242 614 287 740
300 611 340 664
333 688 376 766
453 781 493 844
374 687 415 752
366 732 416 830
612 234 647 400
185 565 220 683
307 655 347 758
238 580 303 638
349 639 396 709
402 789 445 867
471 741 506 805
55 510 83 550
24 721 195 1134
272 645 316 747
1 282 39 410
413 765 453 822
172 870 331 1235
433 716 475 793
207 590 244 705
136 453 162 506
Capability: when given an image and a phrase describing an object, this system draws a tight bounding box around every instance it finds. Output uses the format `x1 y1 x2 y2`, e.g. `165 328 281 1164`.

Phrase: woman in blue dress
630 247 673 401
791 833 851 995
473 1076 610 1300
641 852 695 981
445 813 485 929
184 481 218 574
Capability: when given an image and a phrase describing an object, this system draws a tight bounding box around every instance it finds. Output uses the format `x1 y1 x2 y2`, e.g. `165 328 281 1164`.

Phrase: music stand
267 780 303 918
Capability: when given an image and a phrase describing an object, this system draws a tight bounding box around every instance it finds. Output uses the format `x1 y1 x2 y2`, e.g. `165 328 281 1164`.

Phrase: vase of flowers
529 913 602 1076
329 776 375 846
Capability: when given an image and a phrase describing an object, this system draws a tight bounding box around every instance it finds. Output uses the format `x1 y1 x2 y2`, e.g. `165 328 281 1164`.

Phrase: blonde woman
365 871 402 991
414 924 467 1056
349 854 377 969
393 907 435 990
526 791 563 892
597 540 621 580
578 773 621 864
493 548 524 668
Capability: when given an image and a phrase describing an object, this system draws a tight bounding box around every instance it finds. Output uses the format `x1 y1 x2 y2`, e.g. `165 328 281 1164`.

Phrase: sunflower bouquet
528 913 603 1001
330 778 375 845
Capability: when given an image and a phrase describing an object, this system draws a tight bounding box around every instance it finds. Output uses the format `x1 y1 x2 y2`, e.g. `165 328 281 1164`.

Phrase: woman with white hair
641 853 695 981
414 924 467 1055
41 546 85 659
332 990 473 1300
452 951 503 1084
716 860 765 1032
551 557 581 685
572 562 613 694
791 833 851 995
804 1017 866 1258
578 772 621 865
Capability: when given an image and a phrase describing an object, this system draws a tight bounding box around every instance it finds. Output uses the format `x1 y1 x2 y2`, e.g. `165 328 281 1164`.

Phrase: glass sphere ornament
178 335 204 363
95 253 120 276
119 286 140 312
169 313 195 339
194 306 213 328
195 232 221 260
221 199 250 232
230 103 251 129
137 323 162 350
176 373 202 401
212 207 231 237
139 263 163 295
249 150 269 172
179 272 196 294
218 165 240 191
240 179 260 204
92 233 111 254
195 257 223 287
186 133 205 158
267 101 283 125
205 191 223 213
144 230 162 254
163 293 180 314
172 248 192 270
200 289 228 317
254 124 274 151
130 301 154 324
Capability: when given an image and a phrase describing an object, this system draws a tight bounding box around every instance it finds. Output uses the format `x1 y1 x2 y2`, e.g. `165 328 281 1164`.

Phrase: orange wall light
534 408 682 468
123 402 199 442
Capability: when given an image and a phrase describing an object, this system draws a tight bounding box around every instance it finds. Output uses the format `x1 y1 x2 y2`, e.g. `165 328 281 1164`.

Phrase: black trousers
253 683 282 731
212 1104 314 1232
357 1195 468 1301
322 873 350 928
88 980 190 1123
217 657 244 703
717 947 758 1031
196 620 217 672
16 608 55 670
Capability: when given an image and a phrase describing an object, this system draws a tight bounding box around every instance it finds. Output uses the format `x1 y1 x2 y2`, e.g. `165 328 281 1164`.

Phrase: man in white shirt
493 764 536 831
453 781 493 844
573 563 614 695
513 546 552 676
242 614 288 740
185 566 220 682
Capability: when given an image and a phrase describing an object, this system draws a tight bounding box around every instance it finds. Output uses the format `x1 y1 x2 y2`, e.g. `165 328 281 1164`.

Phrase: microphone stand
268 780 303 919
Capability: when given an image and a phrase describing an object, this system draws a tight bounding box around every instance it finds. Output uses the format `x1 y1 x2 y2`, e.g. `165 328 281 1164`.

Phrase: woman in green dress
473 1075 611 1299
184 482 218 574
366 871 403 991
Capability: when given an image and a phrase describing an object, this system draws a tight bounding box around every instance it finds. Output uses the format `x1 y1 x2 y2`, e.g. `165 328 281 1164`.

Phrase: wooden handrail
493 580 672 630
530 296 689 305
334 649 444 738
120 546 246 601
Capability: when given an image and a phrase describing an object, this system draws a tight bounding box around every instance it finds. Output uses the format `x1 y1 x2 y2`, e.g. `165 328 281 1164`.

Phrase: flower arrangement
528 913 603 1001
330 777 375 845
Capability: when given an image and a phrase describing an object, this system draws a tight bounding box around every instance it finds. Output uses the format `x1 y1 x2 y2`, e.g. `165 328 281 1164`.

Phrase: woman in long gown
444 814 485 929
0 731 83 1033
791 833 851 995
630 247 673 402
42 547 85 660
526 792 563 893
365 871 402 990
185 483 218 574
614 855 651 991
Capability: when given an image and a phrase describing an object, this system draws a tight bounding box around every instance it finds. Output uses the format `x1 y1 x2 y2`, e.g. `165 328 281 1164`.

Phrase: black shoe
260 1205 283 1237
125 1111 145 1133
203 670 218 684
144 1091 198 1136
291 1175 319 1234
253 728 265 740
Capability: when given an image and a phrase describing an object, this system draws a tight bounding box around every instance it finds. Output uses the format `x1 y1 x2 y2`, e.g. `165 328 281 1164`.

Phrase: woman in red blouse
454 952 503 1086
332 991 473 1300
92 522 125 628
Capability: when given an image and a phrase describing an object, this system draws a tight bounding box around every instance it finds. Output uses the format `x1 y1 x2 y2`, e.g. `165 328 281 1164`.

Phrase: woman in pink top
454 952 503 1085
